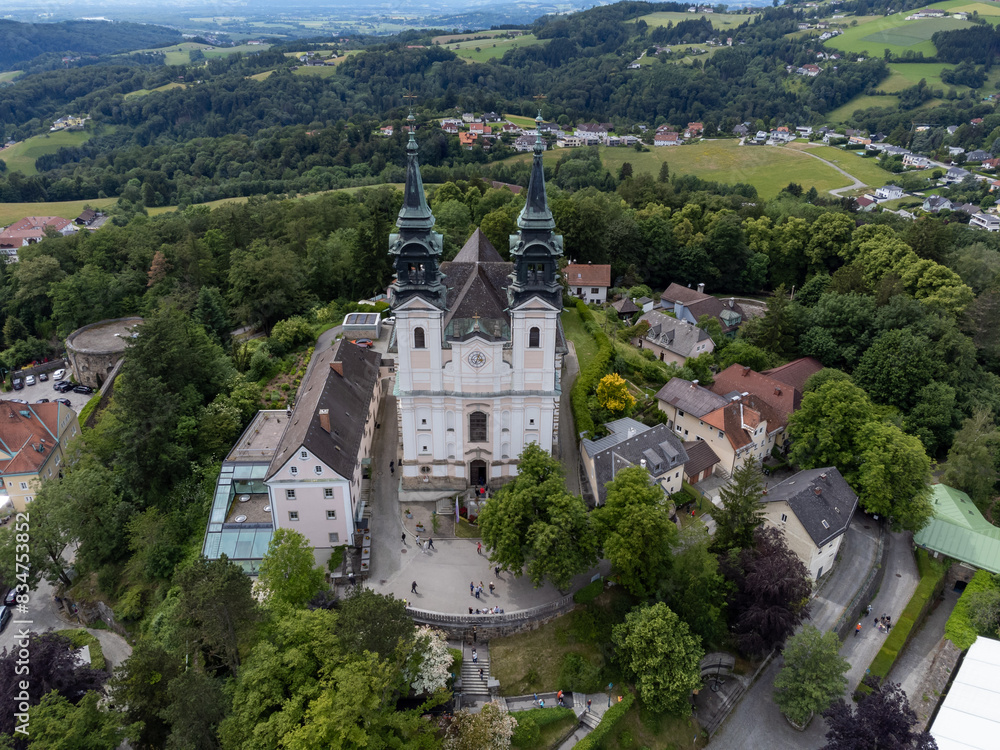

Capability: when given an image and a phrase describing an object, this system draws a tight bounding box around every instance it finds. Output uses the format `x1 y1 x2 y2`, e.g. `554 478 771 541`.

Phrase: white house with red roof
563 263 612 304
0 400 80 513
0 216 77 260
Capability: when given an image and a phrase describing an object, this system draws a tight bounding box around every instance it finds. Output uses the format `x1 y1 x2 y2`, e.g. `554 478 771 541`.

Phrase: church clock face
468 350 486 368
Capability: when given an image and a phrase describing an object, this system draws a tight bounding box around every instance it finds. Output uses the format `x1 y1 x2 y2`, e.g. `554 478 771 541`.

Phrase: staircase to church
461 642 493 699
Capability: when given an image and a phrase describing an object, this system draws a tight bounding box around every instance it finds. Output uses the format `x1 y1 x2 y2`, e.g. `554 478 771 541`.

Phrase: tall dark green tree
710 461 765 553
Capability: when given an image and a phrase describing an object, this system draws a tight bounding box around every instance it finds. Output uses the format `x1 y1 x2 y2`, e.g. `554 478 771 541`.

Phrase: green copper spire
397 111 435 231
518 111 555 231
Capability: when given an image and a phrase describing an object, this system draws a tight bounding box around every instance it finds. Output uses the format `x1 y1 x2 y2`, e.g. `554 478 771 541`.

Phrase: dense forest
0 19 182 70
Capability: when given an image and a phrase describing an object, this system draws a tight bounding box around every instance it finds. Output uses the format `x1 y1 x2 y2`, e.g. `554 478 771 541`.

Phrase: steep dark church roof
453 228 504 264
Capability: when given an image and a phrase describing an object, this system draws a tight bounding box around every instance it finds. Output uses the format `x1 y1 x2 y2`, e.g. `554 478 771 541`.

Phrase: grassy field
635 10 754 30
432 30 511 44
826 93 899 121
0 198 116 226
786 143 893 188
508 140 855 198
124 81 188 100
504 114 540 128
0 71 21 83
446 35 544 62
927 0 1000 15
826 15 974 56
0 130 94 176
129 42 271 65
293 65 341 78
561 308 599 363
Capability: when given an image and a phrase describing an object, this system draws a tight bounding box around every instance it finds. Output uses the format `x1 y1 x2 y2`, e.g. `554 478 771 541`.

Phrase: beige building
391 116 566 489
655 378 783 477
0 401 80 513
634 310 715 366
760 467 857 580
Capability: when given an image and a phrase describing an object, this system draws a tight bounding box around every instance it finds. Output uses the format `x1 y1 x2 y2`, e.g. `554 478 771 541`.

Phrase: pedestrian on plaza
469 607 474 615
854 622 861 637
475 586 481 599
494 565 501 578
477 541 482 555
489 582 495 595
533 693 539 707
539 698 544 708
427 538 435 550
873 618 878 629
411 581 418 594
866 603 872 615
470 580 475 595
390 460 394 474
402 532 406 545
415 534 421 548
586 699 592 713
472 648 478 663
479 668 485 681
479 581 485 595
348 574 356 586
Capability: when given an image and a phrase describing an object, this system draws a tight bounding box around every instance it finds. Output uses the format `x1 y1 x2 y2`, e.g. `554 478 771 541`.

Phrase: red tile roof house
0 216 77 260
0 400 81 513
563 263 612 304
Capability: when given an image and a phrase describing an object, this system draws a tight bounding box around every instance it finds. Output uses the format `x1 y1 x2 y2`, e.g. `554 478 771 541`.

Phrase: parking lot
7 374 96 415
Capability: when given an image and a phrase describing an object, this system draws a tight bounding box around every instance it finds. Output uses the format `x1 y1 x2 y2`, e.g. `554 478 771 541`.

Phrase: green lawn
826 93 899 122
508 140 856 199
447 34 544 62
123 81 188 100
128 42 271 65
0 71 21 83
826 15 974 56
561 308 599 364
504 114 540 128
786 143 893 189
1 130 94 176
432 30 511 44
293 65 341 78
927 0 1000 15
635 10 754 30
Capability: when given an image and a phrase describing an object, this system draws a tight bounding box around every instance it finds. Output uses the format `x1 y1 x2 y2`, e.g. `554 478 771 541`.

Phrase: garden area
490 585 708 749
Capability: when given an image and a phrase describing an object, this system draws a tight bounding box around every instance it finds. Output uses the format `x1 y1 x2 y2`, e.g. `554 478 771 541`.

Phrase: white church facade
390 115 566 489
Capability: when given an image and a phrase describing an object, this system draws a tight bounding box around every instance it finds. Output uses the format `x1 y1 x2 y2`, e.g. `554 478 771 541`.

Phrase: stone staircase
580 708 601 730
436 495 456 516
460 642 493 699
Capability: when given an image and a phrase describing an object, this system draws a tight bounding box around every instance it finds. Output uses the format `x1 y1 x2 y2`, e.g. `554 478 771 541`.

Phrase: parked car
35 398 49 404
55 398 72 407
0 605 11 633
53 381 73 392
12 378 23 390
51 369 65 381
73 385 94 395
351 339 374 349
25 375 35 386
384 316 396 325
3 588 16 607
38 372 48 382
8 399 27 404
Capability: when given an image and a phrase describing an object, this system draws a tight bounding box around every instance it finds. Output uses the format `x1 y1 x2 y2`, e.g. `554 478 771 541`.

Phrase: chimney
742 366 751 376
319 409 331 433
640 458 646 469
774 387 782 396
762 488 768 495
814 487 822 496
627 426 636 438
697 282 705 294
820 472 828 482
692 379 699 387
330 360 343 377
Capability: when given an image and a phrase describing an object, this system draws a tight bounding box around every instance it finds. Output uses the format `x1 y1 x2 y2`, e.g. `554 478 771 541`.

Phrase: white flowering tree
443 700 517 750
406 626 453 695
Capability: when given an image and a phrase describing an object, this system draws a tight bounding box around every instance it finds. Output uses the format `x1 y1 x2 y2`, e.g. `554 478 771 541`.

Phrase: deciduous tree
773 625 849 726
658 525 728 644
723 526 811 657
444 700 518 750
593 466 677 598
612 602 703 715
943 409 1000 510
595 372 635 415
479 444 597 590
822 677 937 750
258 528 326 609
856 421 932 532
336 587 414 660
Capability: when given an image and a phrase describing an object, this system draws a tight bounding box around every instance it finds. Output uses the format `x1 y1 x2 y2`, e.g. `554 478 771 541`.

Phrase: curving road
770 144 866 197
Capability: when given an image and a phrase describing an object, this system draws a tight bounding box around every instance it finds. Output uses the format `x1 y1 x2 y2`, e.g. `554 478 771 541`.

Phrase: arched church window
529 327 540 348
469 411 488 443
414 327 425 349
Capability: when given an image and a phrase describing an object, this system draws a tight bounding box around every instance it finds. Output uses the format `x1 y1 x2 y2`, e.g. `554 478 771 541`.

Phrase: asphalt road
9 376 95 414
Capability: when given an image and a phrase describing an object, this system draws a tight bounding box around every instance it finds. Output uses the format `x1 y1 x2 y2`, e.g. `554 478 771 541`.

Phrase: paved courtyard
363 390 606 614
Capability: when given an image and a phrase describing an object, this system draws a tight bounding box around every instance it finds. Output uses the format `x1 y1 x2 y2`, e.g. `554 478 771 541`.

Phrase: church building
390 114 566 489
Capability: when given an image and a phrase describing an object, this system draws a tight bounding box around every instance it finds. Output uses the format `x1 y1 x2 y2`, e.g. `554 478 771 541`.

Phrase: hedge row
860 550 946 694
569 300 613 439
945 569 999 650
573 691 635 750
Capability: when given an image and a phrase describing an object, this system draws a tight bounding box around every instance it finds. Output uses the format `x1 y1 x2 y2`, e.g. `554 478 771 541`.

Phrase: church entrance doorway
470 460 487 486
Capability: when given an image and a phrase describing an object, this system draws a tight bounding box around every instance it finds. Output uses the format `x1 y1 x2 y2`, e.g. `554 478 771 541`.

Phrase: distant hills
0 20 182 71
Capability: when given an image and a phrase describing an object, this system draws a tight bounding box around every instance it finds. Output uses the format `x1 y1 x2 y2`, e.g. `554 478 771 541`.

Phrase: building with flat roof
929 636 1000 750
201 410 288 573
